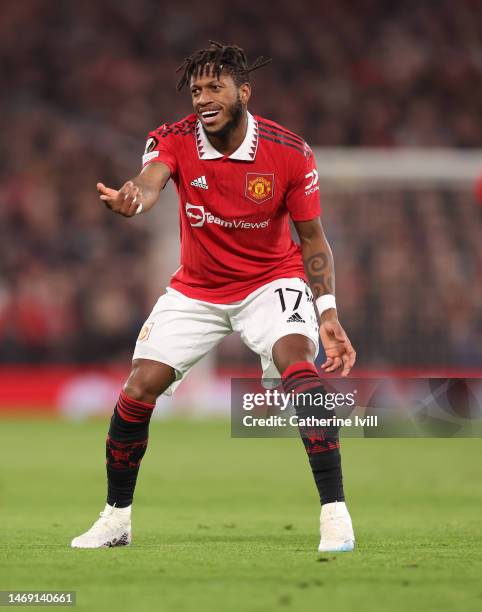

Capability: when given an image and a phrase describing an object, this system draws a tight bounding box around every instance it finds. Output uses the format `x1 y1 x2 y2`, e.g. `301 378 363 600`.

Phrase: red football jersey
142 112 321 303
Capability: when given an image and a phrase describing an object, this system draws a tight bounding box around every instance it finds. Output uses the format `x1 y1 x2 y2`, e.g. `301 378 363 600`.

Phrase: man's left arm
294 218 356 377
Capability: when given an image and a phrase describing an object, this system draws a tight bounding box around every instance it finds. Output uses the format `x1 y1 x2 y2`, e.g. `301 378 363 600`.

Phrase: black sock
106 391 155 508
282 361 345 505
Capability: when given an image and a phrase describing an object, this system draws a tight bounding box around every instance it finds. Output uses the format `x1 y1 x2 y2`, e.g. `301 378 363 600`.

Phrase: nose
197 88 214 107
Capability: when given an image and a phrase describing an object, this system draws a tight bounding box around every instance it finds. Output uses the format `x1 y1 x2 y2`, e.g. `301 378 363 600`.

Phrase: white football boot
71 504 131 548
318 501 355 552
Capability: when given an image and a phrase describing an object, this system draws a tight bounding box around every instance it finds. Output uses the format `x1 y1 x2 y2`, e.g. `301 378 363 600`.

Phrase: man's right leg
106 359 175 509
71 359 175 548
71 288 232 548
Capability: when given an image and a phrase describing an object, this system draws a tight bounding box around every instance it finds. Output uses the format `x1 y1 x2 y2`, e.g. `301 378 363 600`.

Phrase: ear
239 83 251 105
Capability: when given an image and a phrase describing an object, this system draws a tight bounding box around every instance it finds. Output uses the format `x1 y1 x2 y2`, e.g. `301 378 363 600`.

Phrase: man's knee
123 359 176 404
272 334 317 375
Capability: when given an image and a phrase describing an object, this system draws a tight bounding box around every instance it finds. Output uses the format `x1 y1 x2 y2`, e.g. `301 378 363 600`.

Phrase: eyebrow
191 80 224 90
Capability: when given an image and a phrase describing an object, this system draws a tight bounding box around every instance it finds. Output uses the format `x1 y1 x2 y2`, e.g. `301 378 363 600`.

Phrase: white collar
195 111 258 161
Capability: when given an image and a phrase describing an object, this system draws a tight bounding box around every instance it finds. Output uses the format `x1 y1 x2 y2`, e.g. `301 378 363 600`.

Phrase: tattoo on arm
305 252 335 299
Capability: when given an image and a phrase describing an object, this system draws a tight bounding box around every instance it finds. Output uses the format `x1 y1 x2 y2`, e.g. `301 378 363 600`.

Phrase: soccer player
71 42 356 552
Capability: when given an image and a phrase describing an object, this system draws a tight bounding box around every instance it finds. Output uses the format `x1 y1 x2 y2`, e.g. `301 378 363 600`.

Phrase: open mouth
200 109 221 125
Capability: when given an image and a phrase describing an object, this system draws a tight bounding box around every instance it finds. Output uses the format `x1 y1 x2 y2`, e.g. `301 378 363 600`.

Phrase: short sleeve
285 147 321 221
141 126 178 176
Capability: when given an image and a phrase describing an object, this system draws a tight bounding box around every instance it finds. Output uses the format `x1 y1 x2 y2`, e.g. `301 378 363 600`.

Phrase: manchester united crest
137 322 154 343
245 173 274 204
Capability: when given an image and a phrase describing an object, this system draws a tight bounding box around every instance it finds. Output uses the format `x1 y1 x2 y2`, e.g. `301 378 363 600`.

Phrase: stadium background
2 3 482 611
1 0 481 415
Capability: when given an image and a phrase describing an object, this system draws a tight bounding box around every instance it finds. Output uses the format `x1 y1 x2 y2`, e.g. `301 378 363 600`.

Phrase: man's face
190 68 250 135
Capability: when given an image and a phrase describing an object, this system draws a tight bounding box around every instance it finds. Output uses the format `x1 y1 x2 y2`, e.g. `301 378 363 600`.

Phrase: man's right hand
97 181 142 217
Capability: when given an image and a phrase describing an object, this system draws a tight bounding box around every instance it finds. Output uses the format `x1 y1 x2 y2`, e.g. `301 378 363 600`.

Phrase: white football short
133 277 319 395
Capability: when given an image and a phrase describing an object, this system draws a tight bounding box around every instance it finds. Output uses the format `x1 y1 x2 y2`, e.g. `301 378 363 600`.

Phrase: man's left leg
272 334 355 552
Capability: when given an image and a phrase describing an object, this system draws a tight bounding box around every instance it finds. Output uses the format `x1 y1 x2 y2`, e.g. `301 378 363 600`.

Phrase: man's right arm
97 162 171 217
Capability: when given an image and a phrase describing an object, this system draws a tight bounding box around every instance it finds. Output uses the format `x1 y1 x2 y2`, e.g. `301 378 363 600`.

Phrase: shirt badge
246 173 274 204
145 137 158 153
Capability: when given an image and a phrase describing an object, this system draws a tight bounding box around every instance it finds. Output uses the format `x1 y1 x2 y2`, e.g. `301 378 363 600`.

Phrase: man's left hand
319 311 356 377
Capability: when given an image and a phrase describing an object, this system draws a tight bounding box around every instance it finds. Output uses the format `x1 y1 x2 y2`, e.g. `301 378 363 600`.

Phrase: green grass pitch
1 418 481 612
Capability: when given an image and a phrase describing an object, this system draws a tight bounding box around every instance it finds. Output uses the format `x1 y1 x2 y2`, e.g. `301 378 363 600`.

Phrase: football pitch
1 419 481 612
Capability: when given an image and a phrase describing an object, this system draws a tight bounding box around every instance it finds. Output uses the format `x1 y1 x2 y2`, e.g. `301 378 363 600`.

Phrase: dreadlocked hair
176 40 271 91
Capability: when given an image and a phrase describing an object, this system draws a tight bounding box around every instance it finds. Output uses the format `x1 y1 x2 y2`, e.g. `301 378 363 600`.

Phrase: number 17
275 288 302 312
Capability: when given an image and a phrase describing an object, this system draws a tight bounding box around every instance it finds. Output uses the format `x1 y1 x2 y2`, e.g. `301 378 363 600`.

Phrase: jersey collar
195 111 258 161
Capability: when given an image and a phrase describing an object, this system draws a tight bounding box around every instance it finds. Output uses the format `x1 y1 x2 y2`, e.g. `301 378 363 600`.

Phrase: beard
206 95 244 141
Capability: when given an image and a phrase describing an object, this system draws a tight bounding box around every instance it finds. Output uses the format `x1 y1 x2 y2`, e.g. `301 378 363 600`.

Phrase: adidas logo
286 312 305 323
191 175 208 190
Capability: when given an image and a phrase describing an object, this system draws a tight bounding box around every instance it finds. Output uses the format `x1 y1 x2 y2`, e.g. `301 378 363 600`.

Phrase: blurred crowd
1 0 482 367
3 0 482 146
0 116 150 363
318 188 482 368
